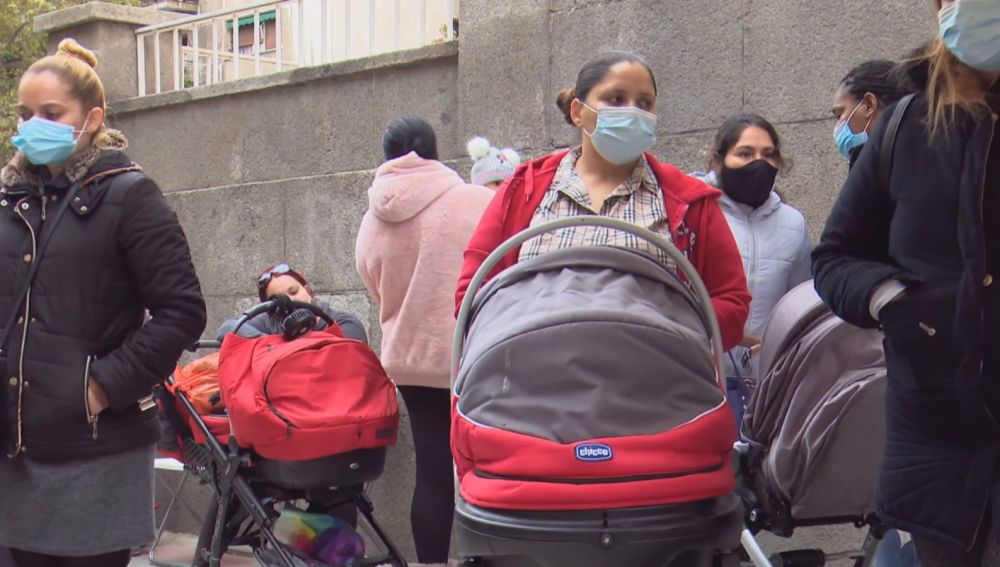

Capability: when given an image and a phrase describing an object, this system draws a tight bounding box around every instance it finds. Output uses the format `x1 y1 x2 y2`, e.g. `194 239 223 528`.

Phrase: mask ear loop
860 104 875 134
840 99 866 135
73 108 99 144
577 100 599 138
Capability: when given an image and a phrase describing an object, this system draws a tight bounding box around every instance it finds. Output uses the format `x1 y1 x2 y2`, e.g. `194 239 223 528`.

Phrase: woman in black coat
812 1 1000 565
0 39 205 566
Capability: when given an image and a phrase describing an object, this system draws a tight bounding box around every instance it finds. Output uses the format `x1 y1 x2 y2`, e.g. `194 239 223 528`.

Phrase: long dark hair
382 116 439 161
554 50 657 125
708 113 787 173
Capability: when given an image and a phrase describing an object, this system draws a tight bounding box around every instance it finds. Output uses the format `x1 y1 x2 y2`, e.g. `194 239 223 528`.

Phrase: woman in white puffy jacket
691 114 812 417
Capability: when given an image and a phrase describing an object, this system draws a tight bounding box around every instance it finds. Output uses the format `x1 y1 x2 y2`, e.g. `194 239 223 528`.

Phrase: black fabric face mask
719 159 778 208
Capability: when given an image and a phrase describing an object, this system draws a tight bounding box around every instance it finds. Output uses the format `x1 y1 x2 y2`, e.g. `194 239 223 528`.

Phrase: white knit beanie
467 136 521 186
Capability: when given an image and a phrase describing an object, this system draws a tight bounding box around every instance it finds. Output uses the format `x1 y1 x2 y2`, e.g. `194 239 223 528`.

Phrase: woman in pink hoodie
356 117 493 565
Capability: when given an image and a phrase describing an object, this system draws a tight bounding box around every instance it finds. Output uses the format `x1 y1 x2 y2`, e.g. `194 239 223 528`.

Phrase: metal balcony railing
136 0 457 96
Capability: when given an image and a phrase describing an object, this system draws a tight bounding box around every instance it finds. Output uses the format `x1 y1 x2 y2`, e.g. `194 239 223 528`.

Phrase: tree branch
2 21 29 54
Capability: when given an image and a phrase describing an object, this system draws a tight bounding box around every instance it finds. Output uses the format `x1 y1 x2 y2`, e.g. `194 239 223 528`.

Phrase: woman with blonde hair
813 1 1000 564
0 39 205 566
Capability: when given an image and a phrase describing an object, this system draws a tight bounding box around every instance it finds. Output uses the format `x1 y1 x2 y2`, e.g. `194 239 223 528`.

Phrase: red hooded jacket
456 150 751 350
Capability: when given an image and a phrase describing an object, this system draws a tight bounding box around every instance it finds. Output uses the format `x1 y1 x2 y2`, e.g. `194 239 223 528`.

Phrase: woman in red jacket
457 50 750 350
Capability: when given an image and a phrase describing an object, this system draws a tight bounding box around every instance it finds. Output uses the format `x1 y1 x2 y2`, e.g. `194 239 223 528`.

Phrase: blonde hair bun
57 38 98 70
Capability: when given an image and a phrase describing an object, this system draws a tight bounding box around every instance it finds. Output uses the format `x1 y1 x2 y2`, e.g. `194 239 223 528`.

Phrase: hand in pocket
87 378 110 415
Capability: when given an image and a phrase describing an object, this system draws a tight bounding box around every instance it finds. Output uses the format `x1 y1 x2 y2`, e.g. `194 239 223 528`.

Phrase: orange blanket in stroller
171 352 225 415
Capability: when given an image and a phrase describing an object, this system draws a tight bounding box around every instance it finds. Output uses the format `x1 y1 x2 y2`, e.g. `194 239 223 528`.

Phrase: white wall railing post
275 6 283 71
368 0 375 55
172 28 180 91
192 24 200 87
153 31 161 93
252 9 261 76
420 0 427 45
343 0 351 61
137 34 146 96
232 13 240 80
211 20 219 84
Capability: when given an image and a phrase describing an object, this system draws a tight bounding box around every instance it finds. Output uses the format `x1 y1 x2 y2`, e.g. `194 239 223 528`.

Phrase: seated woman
216 263 368 343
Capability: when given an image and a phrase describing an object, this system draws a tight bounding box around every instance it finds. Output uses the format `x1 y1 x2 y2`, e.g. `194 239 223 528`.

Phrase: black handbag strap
878 93 916 190
0 181 82 356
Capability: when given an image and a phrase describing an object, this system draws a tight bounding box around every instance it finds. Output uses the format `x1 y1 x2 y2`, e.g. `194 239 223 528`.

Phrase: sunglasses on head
257 263 293 291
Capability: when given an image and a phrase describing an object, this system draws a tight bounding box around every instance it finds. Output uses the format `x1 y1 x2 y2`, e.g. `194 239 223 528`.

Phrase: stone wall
34 0 935 562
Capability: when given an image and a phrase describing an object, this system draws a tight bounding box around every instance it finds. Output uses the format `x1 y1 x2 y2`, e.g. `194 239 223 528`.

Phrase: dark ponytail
382 116 439 161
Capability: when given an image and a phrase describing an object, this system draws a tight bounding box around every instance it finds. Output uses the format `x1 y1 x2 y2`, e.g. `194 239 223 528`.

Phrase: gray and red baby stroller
157 298 407 567
451 216 745 567
737 281 890 566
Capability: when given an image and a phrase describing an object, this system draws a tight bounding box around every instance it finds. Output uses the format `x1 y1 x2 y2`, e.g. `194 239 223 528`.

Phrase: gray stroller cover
452 245 738 510
742 280 887 520
455 245 722 443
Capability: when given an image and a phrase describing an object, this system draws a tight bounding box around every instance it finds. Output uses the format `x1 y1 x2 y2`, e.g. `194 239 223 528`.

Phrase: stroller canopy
452 246 736 510
456 246 723 443
743 281 886 520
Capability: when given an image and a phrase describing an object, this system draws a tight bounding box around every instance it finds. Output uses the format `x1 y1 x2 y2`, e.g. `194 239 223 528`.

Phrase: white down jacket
692 171 812 339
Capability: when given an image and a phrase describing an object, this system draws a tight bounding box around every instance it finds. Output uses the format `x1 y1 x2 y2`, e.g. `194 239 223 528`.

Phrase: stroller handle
184 299 336 352
230 297 335 334
450 215 724 382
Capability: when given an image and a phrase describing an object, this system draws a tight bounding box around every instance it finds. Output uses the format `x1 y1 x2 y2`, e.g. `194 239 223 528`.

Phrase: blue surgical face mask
581 102 657 165
939 0 1000 71
833 100 871 160
11 116 84 166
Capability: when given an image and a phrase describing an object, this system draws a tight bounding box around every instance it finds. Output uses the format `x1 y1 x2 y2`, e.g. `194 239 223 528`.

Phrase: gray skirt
0 444 155 556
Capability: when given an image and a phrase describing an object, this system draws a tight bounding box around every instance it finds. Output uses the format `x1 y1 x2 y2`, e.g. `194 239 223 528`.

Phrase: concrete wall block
237 75 377 183
112 97 246 194
549 0 745 150
743 0 932 123
282 172 373 293
771 120 848 242
653 129 717 177
371 59 460 161
170 183 286 297
314 292 381 349
458 0 552 152
45 21 140 103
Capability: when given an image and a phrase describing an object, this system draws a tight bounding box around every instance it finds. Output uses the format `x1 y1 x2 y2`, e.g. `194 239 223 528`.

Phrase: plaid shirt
518 148 675 270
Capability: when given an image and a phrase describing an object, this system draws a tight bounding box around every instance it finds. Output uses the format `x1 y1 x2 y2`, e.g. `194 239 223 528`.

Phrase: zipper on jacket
968 116 996 553
83 356 99 440
8 199 36 457
473 462 723 485
745 210 758 299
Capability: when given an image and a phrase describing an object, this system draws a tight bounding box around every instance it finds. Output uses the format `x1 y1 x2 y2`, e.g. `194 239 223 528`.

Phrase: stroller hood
456 246 722 443
453 246 736 510
743 280 886 520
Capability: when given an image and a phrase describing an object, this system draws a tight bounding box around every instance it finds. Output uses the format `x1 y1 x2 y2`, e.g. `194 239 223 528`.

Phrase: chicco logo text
575 443 613 462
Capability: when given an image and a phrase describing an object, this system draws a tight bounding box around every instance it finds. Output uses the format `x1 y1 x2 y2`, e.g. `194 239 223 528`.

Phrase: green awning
224 10 276 31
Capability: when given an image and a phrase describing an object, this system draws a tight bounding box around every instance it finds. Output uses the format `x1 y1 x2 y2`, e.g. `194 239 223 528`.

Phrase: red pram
157 299 406 567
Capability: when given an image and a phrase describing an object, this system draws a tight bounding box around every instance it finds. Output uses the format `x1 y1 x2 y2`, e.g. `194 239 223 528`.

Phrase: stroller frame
164 299 407 567
736 442 886 567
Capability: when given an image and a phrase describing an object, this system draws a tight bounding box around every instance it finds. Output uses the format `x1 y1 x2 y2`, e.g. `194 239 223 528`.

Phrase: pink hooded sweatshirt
356 152 493 389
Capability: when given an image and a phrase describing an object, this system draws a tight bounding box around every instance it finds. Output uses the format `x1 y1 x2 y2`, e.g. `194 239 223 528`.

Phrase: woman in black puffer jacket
0 39 205 567
812 1 1000 565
